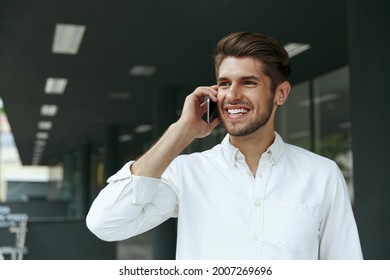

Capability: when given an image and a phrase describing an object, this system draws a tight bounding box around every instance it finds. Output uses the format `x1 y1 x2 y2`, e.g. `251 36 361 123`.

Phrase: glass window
276 81 311 150
276 66 354 202
313 66 354 202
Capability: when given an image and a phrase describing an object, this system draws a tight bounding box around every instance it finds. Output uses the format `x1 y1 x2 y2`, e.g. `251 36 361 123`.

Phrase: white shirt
87 133 363 260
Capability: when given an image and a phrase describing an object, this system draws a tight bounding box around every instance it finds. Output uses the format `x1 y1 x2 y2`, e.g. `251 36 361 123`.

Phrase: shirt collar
221 132 285 166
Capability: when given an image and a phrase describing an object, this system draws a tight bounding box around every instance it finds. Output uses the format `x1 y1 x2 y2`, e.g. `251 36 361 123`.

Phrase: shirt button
254 199 261 207
235 152 244 160
246 171 252 176
253 233 259 241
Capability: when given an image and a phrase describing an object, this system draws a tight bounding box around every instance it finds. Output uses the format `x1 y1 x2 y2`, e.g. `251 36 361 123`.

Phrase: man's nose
226 84 242 101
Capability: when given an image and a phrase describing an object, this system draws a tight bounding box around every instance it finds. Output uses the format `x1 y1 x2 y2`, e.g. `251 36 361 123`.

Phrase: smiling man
87 32 363 260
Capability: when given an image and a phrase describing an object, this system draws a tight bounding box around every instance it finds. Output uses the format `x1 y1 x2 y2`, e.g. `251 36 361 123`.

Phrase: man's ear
275 81 291 106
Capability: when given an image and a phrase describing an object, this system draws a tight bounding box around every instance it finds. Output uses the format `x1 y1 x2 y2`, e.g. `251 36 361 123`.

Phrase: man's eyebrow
217 75 261 81
241 75 261 81
217 76 229 82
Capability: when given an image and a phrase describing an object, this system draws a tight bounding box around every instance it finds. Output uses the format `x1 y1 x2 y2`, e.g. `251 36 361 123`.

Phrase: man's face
216 56 276 136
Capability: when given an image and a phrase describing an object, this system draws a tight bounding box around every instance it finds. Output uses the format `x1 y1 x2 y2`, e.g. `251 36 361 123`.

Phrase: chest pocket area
272 204 320 254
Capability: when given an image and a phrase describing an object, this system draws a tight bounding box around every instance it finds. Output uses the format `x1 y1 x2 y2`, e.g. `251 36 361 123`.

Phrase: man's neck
229 127 275 177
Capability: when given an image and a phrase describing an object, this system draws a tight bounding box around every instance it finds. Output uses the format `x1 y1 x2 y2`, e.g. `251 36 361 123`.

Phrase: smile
227 108 249 115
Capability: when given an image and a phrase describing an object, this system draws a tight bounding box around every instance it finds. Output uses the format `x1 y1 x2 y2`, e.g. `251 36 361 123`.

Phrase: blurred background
0 0 389 260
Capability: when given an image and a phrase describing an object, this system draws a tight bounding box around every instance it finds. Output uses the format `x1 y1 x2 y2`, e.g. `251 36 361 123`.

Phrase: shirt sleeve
86 161 179 242
319 162 363 259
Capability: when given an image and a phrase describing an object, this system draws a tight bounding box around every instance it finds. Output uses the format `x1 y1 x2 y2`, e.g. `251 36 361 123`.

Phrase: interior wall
24 220 116 260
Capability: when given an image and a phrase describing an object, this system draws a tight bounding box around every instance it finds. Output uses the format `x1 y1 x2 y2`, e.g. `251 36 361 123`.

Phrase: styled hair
214 32 291 93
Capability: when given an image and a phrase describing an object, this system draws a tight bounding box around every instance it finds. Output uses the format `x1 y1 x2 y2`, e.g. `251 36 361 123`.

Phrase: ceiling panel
0 0 348 165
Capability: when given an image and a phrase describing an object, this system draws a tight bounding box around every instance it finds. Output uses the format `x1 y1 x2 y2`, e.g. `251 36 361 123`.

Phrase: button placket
250 155 273 258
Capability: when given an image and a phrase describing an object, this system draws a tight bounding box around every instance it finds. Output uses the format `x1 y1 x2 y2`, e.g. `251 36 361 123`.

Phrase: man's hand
131 86 220 178
176 86 221 139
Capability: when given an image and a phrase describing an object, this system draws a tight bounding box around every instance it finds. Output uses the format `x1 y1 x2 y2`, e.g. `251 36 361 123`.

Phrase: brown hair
214 32 291 93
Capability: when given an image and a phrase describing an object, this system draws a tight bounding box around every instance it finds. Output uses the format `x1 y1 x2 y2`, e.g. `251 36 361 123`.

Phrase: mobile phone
201 97 218 124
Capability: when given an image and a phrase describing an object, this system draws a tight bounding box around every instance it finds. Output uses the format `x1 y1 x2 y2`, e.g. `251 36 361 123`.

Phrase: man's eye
218 82 230 87
244 81 257 85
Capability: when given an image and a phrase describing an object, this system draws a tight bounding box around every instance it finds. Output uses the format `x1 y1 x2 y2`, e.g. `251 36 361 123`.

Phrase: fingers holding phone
182 86 217 119
195 85 219 124
201 97 218 124
177 86 220 138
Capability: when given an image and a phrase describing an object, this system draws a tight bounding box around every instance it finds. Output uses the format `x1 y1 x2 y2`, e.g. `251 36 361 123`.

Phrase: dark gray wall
347 0 390 259
1 201 68 218
0 202 116 259
24 219 116 260
1 220 115 260
151 88 179 260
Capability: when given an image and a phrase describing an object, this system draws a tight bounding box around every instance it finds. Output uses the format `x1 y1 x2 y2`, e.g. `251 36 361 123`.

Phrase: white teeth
228 108 248 115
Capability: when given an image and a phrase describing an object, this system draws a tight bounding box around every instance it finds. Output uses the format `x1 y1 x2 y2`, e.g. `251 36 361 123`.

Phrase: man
87 32 363 260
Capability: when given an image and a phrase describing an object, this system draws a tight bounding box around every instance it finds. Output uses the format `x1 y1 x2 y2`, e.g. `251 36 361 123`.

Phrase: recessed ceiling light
119 134 134 142
284 42 311 58
338 122 352 129
108 91 130 100
35 140 47 147
134 124 153 133
32 152 42 159
36 132 49 139
33 145 45 153
38 121 53 130
32 157 41 165
32 152 42 160
40 105 58 116
45 78 68 94
52 23 86 55
129 65 157 77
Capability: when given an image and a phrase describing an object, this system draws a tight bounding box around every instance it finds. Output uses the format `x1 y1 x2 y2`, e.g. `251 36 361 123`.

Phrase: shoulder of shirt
282 141 338 170
164 144 224 180
174 143 223 163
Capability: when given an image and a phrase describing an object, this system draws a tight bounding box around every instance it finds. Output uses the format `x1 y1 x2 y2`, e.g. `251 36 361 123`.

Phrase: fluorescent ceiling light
38 121 53 130
129 65 157 77
36 132 49 139
45 78 68 94
338 122 352 129
33 147 44 157
134 124 153 133
40 104 58 116
284 42 311 58
119 134 134 142
33 145 45 153
52 23 86 54
32 157 41 165
35 140 47 147
108 91 130 100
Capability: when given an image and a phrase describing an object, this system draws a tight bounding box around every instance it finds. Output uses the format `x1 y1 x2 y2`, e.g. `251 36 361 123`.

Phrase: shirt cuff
106 161 134 183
